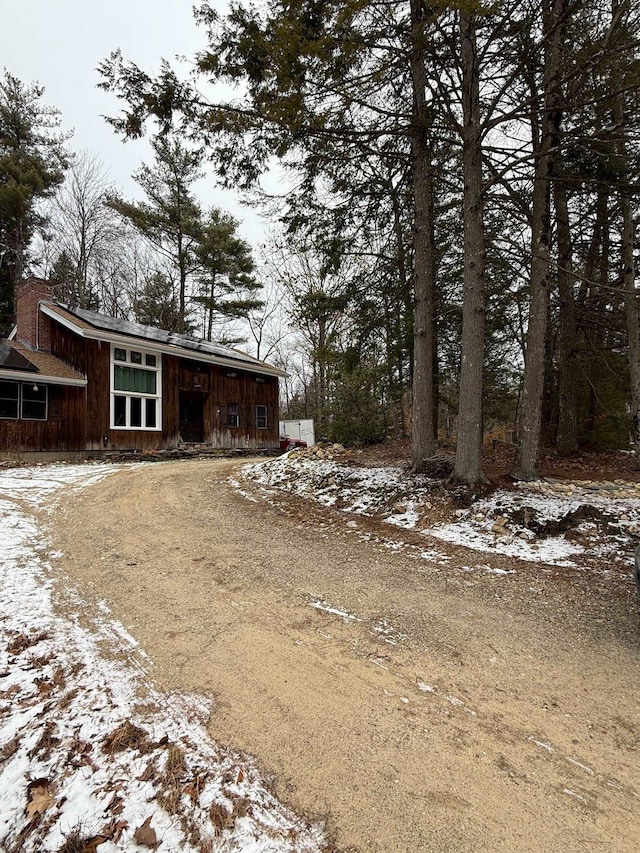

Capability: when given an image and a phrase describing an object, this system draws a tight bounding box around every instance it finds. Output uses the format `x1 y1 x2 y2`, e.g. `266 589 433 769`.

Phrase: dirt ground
50 459 640 853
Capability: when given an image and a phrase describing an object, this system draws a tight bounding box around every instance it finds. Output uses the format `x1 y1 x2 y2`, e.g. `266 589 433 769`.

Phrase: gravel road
51 459 640 852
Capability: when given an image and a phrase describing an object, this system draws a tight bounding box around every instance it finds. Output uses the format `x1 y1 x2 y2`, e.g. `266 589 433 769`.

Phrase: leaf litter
0 464 328 853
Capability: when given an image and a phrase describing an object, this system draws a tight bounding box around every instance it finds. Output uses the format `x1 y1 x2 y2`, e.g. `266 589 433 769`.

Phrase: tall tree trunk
452 12 487 485
621 191 640 465
410 0 437 471
612 0 640 465
554 172 579 455
513 0 567 480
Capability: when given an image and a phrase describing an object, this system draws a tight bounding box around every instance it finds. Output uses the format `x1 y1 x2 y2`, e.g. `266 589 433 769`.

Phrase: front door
179 392 205 443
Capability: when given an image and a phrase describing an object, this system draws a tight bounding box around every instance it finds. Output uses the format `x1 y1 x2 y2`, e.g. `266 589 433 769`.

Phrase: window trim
256 404 267 430
110 344 162 431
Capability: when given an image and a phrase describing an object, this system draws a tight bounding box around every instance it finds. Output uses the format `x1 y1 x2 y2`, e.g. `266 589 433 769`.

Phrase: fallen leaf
134 816 158 848
183 783 198 803
236 767 244 784
80 834 109 852
25 778 54 819
137 762 156 782
99 819 128 843
106 793 124 815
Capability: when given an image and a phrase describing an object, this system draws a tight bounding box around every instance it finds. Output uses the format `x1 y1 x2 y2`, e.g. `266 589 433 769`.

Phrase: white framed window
110 344 161 430
0 380 47 421
256 405 267 429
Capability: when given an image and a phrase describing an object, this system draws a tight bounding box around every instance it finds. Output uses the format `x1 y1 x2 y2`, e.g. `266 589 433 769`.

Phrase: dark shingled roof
49 303 278 372
0 341 86 384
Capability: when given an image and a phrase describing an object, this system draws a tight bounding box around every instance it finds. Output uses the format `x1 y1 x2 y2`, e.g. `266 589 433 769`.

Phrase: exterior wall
207 365 279 448
0 384 85 452
45 315 280 451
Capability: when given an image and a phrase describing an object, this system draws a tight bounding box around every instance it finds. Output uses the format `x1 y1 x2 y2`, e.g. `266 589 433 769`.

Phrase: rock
332 443 345 452
393 504 406 514
494 516 508 527
565 529 586 544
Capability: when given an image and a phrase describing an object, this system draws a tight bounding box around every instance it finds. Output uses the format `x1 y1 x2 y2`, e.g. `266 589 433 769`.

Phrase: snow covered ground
0 464 326 853
241 451 640 573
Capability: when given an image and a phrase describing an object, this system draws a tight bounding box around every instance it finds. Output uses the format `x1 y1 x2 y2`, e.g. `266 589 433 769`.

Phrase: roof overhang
0 367 87 387
41 304 287 379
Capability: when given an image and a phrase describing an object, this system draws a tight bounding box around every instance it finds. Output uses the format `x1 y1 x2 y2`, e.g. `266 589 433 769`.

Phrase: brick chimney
15 277 53 351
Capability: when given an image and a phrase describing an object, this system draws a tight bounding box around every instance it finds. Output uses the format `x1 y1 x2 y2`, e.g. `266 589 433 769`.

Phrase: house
0 278 284 459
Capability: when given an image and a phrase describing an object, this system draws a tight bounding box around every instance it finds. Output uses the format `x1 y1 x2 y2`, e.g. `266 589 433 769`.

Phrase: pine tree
0 72 68 334
193 208 262 342
107 135 202 331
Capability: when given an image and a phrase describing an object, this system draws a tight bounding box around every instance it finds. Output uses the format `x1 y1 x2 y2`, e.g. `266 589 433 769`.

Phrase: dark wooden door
179 392 205 443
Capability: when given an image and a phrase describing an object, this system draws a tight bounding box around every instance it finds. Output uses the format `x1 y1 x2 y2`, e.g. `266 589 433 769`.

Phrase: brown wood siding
209 366 279 449
49 321 88 374
0 385 85 451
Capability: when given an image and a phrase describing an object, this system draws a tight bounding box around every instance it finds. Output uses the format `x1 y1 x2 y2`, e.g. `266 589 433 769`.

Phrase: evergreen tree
107 135 202 331
0 71 68 334
193 208 262 341
133 270 183 331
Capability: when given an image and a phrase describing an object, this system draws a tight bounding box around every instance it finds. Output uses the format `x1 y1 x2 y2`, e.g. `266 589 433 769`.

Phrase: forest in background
1 0 639 484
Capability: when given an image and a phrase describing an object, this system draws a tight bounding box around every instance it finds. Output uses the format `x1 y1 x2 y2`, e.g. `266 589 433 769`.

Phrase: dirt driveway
51 459 640 852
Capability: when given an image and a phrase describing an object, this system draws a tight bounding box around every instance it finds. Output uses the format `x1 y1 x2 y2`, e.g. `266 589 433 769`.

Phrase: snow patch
0 464 326 853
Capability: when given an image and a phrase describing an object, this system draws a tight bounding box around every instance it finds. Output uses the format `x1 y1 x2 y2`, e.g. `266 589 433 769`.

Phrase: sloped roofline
41 303 287 378
0 340 87 387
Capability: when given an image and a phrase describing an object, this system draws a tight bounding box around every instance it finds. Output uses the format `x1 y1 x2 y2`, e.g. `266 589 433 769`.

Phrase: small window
21 384 47 420
255 376 265 384
227 403 239 427
256 405 267 429
145 354 157 367
130 351 142 364
0 380 19 419
114 347 127 362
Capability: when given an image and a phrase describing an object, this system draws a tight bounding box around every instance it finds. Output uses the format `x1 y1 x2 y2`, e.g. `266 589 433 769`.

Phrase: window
227 403 239 427
0 380 19 419
256 405 267 429
21 384 47 420
0 380 47 421
110 344 161 430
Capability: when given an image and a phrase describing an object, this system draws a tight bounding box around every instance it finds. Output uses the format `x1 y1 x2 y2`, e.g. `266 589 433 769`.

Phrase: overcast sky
2 0 268 245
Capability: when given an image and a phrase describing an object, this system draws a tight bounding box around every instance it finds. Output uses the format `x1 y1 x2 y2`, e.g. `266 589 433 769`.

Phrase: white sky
2 0 269 246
